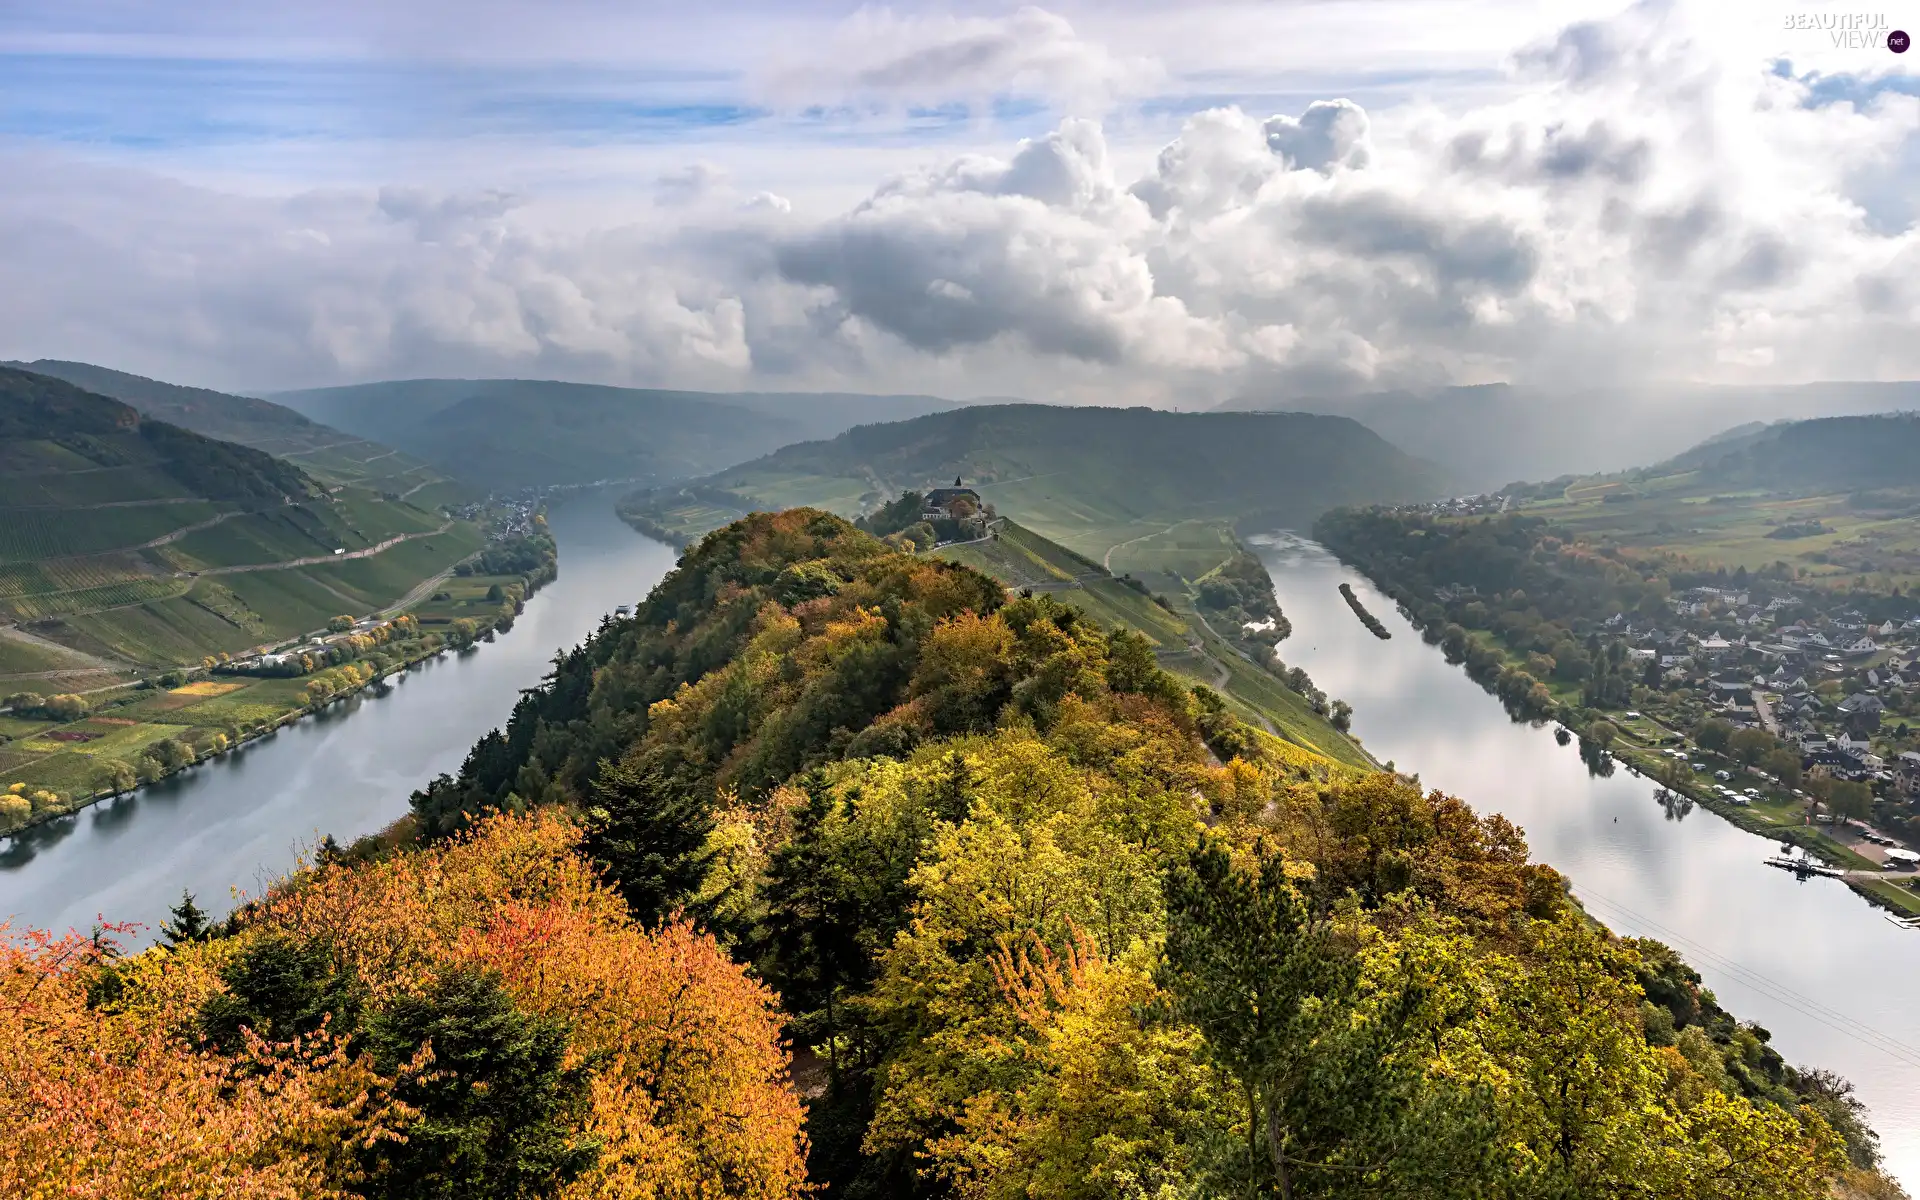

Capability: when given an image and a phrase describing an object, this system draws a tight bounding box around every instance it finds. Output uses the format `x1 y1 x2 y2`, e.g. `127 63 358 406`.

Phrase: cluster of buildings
224 616 400 676
1407 494 1511 517
1604 588 1920 793
447 494 542 540
916 481 992 543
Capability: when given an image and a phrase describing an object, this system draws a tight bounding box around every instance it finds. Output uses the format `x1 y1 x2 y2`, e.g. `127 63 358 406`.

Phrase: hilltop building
922 478 982 521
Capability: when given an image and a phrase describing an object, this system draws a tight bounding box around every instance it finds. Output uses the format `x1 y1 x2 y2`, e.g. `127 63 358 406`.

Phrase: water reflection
0 495 677 943
1252 532 1920 1189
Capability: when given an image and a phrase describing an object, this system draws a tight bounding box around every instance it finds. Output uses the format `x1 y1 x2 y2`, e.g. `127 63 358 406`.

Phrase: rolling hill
1219 380 1920 493
7 360 471 507
0 367 485 683
625 403 1450 560
269 378 964 489
1656 412 1920 490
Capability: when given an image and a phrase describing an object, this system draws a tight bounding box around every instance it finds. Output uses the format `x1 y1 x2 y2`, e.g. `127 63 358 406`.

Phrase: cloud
1264 99 1373 172
759 5 1161 114
0 155 753 391
0 0 1916 405
654 162 729 208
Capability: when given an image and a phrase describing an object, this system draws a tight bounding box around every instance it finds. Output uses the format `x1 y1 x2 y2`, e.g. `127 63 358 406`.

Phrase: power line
1575 886 1920 1071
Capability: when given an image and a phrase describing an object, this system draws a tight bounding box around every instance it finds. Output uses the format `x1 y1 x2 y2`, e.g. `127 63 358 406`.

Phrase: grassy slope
0 368 488 675
936 520 1374 768
10 360 471 501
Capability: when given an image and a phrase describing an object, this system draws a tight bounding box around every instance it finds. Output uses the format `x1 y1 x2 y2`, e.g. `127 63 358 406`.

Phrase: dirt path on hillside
192 523 453 577
1102 522 1184 573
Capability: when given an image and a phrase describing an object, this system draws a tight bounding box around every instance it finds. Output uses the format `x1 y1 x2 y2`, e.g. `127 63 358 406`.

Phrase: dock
1763 854 1844 878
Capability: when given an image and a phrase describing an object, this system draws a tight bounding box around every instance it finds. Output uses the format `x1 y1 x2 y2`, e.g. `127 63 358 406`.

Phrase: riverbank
1307 522 1920 916
0 498 679 947
0 534 558 838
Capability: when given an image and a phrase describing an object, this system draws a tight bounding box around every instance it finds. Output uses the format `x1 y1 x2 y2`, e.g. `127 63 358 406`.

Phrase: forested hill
656 403 1450 547
11 359 331 448
0 366 316 506
1658 412 1920 490
9 360 468 501
386 507 1869 1199
269 378 963 489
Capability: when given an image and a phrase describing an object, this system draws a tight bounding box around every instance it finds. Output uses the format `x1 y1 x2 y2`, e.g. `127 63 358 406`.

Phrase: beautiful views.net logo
1782 11 1910 51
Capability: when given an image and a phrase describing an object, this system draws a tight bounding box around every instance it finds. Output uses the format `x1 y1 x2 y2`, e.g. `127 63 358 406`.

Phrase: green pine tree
161 888 211 945
581 757 715 925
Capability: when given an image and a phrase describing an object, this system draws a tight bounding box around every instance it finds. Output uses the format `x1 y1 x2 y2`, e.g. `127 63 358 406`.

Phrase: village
1575 582 1920 870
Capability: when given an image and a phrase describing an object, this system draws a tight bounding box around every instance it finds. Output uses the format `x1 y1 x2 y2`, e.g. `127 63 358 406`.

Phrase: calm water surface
1255 532 1920 1188
0 496 677 942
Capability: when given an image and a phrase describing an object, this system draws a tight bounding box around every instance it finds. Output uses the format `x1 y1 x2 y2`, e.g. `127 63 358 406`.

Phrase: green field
1515 439 1920 589
0 565 527 824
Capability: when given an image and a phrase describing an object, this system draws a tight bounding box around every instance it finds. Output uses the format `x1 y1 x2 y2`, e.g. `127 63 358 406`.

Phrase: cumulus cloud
764 0 1920 394
1 0 1916 402
760 5 1161 114
775 119 1238 370
1263 99 1373 172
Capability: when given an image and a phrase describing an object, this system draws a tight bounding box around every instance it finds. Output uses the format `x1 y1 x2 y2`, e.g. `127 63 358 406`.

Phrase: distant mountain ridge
9 360 331 447
632 403 1450 553
1218 381 1920 493
1656 412 1920 490
269 378 967 489
1 366 316 506
10 360 467 503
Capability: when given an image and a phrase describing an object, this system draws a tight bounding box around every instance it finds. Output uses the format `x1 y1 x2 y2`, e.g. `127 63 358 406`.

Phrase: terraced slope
0 367 485 683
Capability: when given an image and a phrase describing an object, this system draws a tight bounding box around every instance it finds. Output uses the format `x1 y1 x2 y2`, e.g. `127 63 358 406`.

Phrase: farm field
0 500 223 561
1519 468 1920 589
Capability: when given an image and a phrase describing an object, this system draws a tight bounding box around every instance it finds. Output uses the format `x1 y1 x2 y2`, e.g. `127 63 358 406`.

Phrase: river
0 495 678 944
1254 532 1920 1188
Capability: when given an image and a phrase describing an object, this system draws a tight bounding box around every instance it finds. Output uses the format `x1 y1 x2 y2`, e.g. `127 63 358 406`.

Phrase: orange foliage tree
248 811 809 1199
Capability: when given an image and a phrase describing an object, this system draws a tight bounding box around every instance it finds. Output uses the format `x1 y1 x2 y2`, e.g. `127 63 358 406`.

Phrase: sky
1 0 1917 403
